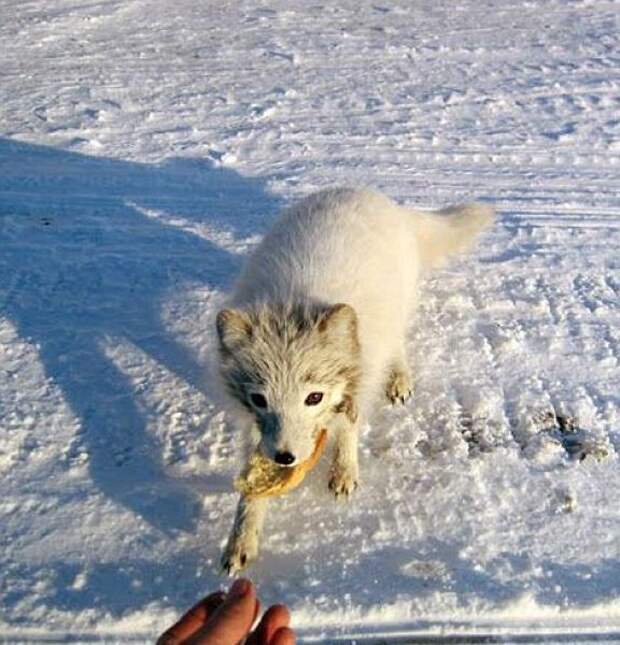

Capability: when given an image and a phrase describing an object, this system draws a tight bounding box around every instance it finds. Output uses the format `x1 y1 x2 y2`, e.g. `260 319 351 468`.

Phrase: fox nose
274 450 296 466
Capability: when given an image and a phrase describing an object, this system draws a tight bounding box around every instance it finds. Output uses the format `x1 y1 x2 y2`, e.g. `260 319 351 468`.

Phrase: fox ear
319 303 358 345
216 308 252 352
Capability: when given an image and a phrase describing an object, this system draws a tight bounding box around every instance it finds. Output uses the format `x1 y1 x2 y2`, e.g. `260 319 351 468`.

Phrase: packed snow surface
1 0 619 642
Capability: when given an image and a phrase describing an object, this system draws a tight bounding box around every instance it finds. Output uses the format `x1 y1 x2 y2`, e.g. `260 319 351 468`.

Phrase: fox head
216 302 361 466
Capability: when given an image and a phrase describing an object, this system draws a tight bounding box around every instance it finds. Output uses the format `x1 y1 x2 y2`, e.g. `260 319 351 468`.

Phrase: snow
1 0 619 642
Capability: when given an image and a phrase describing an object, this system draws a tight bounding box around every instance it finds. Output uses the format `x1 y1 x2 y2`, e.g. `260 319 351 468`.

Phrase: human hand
156 578 295 645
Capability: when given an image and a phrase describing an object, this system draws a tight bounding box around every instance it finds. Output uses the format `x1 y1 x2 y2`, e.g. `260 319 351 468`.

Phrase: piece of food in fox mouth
234 429 327 499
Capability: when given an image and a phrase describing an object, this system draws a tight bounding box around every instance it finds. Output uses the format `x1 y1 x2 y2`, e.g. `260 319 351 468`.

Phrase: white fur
232 188 493 413
219 187 494 573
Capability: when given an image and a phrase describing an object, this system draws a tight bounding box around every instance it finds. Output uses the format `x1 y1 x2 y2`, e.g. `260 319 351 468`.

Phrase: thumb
187 579 258 645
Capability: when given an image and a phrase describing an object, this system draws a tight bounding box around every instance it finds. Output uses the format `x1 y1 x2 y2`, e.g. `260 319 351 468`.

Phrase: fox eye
305 392 323 406
250 393 268 409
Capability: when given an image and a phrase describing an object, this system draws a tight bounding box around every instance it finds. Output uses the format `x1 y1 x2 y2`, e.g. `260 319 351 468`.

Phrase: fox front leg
385 344 413 405
221 495 268 575
328 402 360 500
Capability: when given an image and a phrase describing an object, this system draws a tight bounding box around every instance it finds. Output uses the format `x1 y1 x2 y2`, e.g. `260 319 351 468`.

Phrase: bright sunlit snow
1 0 619 642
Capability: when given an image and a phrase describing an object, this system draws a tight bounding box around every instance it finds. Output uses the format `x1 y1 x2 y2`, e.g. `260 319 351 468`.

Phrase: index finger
188 579 258 645
157 591 226 645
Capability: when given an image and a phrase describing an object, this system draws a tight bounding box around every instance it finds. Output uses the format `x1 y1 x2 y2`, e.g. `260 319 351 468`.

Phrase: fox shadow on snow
0 137 281 537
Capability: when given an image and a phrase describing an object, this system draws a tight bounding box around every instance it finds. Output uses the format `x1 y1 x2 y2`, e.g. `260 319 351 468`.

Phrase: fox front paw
220 533 259 576
385 368 413 405
329 463 359 500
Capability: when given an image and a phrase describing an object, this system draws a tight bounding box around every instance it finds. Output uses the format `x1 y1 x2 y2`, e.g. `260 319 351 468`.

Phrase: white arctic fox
216 187 494 573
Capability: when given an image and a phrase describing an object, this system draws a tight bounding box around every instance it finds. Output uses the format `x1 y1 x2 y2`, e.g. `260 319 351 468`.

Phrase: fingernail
228 578 251 598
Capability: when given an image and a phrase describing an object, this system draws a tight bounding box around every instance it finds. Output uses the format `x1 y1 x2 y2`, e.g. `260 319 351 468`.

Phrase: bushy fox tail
412 202 495 269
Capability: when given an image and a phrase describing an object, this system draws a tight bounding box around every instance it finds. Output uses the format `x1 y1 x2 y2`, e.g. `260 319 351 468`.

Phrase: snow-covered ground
1 0 619 642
